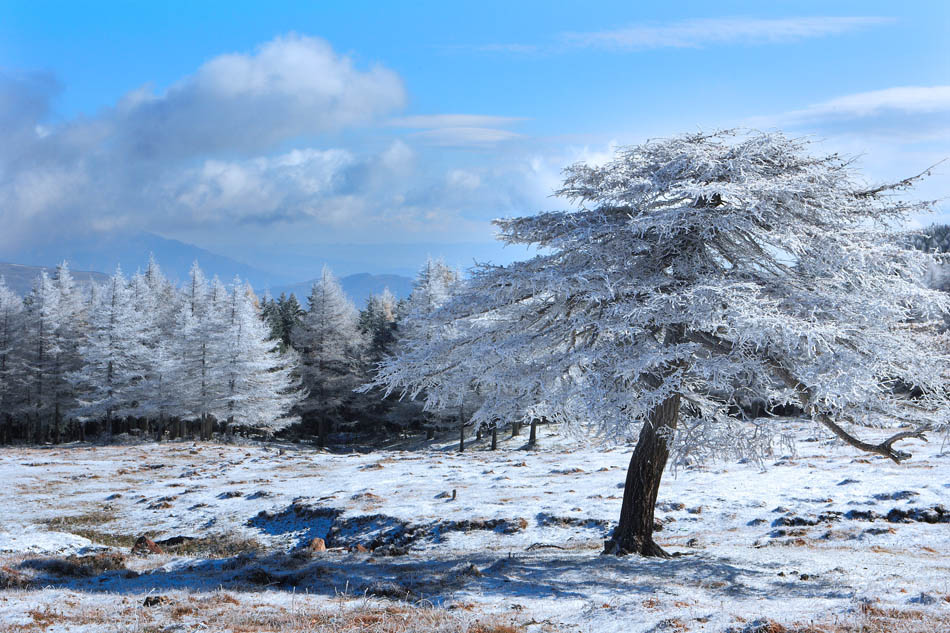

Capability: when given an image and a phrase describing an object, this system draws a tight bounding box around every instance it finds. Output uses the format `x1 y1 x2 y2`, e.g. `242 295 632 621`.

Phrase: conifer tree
219 279 300 430
0 278 24 441
369 131 950 557
70 268 150 421
293 266 362 443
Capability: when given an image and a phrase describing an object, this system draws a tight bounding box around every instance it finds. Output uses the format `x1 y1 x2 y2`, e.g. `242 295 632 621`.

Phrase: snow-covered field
1 421 949 632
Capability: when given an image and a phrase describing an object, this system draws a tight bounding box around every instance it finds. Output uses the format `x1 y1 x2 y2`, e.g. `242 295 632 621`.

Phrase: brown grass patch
0 565 33 589
34 551 127 577
770 602 950 633
2 595 531 633
158 534 263 558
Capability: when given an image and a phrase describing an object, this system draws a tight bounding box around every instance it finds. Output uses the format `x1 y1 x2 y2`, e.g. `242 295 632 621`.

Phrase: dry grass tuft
159 534 263 558
0 565 33 589
29 551 127 577
768 602 950 633
0 593 530 633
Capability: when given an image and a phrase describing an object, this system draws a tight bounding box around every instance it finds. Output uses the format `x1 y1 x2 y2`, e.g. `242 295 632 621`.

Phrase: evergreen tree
293 266 362 443
219 279 299 430
359 288 399 363
70 268 150 421
368 131 950 557
0 278 24 440
278 293 304 350
172 263 227 425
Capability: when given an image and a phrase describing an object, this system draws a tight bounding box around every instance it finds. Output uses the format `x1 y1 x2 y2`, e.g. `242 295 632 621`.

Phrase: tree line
0 256 471 446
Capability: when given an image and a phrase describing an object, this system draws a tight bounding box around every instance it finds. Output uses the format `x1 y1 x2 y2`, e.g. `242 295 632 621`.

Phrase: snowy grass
1 419 948 631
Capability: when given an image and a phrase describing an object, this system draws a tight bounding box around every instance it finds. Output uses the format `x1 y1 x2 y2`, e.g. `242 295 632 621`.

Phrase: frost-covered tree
293 266 362 443
219 279 299 430
907 224 950 291
407 258 460 318
359 287 400 362
0 277 24 439
21 265 86 439
171 263 228 426
369 131 950 557
70 268 153 422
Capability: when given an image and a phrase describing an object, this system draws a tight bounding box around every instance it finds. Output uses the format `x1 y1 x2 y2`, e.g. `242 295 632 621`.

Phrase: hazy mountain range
0 232 413 306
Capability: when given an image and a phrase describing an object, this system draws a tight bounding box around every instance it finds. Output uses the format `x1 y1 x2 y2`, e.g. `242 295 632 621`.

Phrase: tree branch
684 328 931 463
768 357 930 463
815 414 929 463
854 160 945 199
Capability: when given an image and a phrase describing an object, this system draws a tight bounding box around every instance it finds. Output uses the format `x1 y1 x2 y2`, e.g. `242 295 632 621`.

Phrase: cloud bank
0 34 549 257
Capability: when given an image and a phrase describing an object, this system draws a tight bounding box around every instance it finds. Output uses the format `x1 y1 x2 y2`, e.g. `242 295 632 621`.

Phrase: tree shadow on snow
12 548 852 605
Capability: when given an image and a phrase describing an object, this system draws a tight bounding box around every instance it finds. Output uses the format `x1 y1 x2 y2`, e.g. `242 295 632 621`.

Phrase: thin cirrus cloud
784 85 950 119
389 114 525 128
389 114 525 147
748 85 950 142
479 16 892 54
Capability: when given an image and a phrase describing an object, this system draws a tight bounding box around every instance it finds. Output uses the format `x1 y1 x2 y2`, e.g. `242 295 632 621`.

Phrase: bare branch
817 414 929 463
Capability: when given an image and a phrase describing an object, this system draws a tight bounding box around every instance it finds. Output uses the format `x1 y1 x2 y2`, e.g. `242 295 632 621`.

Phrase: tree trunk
317 418 328 448
511 421 521 437
603 393 681 557
528 418 538 446
490 423 498 450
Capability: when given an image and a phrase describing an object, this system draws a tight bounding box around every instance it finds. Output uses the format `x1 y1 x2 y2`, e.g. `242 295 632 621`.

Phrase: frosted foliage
294 266 361 368
292 266 361 414
0 277 24 411
371 131 950 462
219 280 299 428
71 268 152 418
408 258 460 316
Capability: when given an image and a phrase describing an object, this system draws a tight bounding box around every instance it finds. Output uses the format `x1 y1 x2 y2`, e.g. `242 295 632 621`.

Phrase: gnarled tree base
602 536 671 558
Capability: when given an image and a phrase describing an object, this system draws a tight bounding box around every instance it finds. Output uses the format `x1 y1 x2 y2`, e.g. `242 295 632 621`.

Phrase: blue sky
1 1 948 277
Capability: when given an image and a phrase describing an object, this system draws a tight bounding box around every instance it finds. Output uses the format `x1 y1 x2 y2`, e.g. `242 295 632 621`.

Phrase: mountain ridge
0 262 412 307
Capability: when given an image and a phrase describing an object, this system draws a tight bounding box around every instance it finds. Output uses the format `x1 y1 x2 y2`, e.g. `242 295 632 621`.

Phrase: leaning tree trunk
603 393 681 557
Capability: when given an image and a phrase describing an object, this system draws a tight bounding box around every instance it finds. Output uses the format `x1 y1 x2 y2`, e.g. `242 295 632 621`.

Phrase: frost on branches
369 130 950 557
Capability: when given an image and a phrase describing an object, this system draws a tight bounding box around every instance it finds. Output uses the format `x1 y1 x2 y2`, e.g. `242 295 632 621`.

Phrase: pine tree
368 130 950 557
0 277 24 442
172 263 227 428
219 279 299 430
293 266 362 443
70 268 150 421
278 293 304 350
359 288 399 363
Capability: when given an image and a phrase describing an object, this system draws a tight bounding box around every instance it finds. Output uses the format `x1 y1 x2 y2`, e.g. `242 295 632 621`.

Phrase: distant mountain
1 232 292 288
271 273 414 308
0 260 413 308
0 262 110 296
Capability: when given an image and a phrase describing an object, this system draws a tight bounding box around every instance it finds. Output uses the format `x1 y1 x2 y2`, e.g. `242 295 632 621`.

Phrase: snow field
0 421 948 632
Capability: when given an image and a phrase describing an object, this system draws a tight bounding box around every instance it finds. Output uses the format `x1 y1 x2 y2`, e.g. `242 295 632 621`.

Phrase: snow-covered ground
1 420 948 632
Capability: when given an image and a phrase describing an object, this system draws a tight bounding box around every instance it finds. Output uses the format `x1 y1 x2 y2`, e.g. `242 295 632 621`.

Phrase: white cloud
746 85 950 144
563 16 892 51
411 126 522 146
447 169 481 190
786 85 950 119
0 36 409 250
389 114 525 128
0 36 549 261
113 34 406 159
